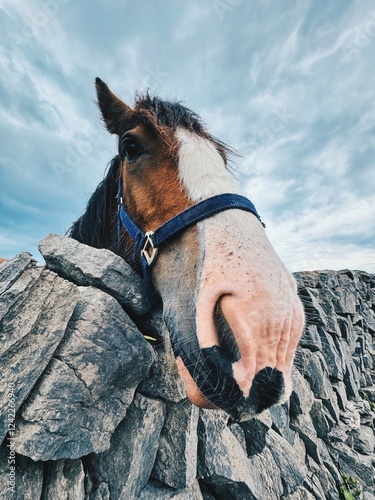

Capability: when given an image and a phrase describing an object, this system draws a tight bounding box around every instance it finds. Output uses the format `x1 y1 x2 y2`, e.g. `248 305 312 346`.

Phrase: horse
70 78 304 421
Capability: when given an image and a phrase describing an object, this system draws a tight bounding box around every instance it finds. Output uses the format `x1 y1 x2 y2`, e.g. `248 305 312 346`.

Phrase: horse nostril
214 299 240 362
250 367 284 413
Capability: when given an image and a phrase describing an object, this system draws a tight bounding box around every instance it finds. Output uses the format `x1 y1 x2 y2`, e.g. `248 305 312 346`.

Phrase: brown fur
95 78 192 232
120 124 191 231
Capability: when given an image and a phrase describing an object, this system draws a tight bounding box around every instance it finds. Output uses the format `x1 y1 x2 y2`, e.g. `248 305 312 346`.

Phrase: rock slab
0 256 78 442
39 234 150 314
14 286 154 460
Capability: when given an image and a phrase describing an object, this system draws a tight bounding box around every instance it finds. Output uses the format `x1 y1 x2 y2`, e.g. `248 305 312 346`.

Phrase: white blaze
176 128 242 201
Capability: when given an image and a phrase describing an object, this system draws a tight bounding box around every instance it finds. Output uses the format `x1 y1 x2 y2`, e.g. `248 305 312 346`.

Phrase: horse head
71 78 304 421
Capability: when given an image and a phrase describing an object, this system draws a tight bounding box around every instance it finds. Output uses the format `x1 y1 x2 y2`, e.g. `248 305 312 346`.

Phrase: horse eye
120 137 143 160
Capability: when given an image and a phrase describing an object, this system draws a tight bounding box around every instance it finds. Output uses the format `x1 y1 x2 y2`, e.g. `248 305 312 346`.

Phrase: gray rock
351 425 375 455
199 486 217 500
298 287 329 328
331 381 348 411
339 400 361 431
317 288 342 335
152 400 199 489
283 488 316 499
299 324 322 352
303 352 340 422
14 286 154 460
361 303 375 333
0 252 36 296
138 479 203 499
328 422 351 445
310 399 335 440
358 400 374 427
89 482 110 500
270 402 298 446
87 393 165 500
318 270 340 289
294 271 321 289
330 440 375 486
0 266 78 442
344 358 361 399
337 316 356 353
39 233 150 314
228 422 247 451
317 440 343 491
0 445 44 500
247 446 284 498
289 371 321 464
318 327 344 380
332 288 357 316
42 459 85 500
239 410 272 456
197 409 266 499
360 385 375 403
266 428 308 496
139 323 187 403
305 456 337 500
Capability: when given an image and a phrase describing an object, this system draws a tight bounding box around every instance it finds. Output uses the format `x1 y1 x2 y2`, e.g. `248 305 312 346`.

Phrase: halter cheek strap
117 180 263 295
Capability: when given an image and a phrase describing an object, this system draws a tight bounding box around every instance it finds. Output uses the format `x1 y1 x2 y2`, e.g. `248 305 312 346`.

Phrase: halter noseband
117 179 263 296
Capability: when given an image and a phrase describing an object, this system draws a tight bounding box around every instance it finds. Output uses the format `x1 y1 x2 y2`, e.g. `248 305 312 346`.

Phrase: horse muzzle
169 293 291 421
176 354 286 421
153 212 304 421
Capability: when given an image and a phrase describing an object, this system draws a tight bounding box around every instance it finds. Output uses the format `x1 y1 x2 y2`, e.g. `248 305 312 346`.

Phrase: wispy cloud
0 0 374 272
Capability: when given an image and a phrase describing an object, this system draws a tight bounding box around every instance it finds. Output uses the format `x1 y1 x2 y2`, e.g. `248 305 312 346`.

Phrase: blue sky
0 0 374 272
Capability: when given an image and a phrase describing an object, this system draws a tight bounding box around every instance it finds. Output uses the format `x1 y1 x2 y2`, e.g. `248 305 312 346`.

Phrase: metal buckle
141 231 158 266
117 196 123 213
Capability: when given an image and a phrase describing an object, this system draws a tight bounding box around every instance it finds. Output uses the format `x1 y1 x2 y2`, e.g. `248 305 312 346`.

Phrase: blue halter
117 180 263 295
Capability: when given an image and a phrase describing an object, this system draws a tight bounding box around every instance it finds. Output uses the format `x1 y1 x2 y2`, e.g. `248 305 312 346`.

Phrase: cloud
0 0 374 274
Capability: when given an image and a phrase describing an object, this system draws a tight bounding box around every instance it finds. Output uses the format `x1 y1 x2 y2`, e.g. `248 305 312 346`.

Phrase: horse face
96 79 304 421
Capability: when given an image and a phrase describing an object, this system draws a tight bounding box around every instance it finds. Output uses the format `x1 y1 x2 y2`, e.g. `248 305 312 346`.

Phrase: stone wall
0 234 374 499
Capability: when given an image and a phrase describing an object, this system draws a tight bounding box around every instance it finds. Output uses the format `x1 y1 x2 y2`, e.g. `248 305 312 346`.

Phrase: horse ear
95 77 132 135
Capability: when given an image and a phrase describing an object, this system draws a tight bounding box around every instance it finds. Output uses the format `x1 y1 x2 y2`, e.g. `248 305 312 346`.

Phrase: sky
0 0 374 273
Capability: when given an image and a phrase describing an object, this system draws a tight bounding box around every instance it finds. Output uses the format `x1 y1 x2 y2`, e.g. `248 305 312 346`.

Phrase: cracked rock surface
0 241 374 499
14 286 154 461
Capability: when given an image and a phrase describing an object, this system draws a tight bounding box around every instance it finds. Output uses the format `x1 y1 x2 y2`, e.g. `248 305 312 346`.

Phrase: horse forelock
131 93 233 163
134 93 205 132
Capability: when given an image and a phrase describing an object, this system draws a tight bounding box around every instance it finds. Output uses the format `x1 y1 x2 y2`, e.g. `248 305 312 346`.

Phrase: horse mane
135 93 206 134
134 92 234 161
68 156 123 255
